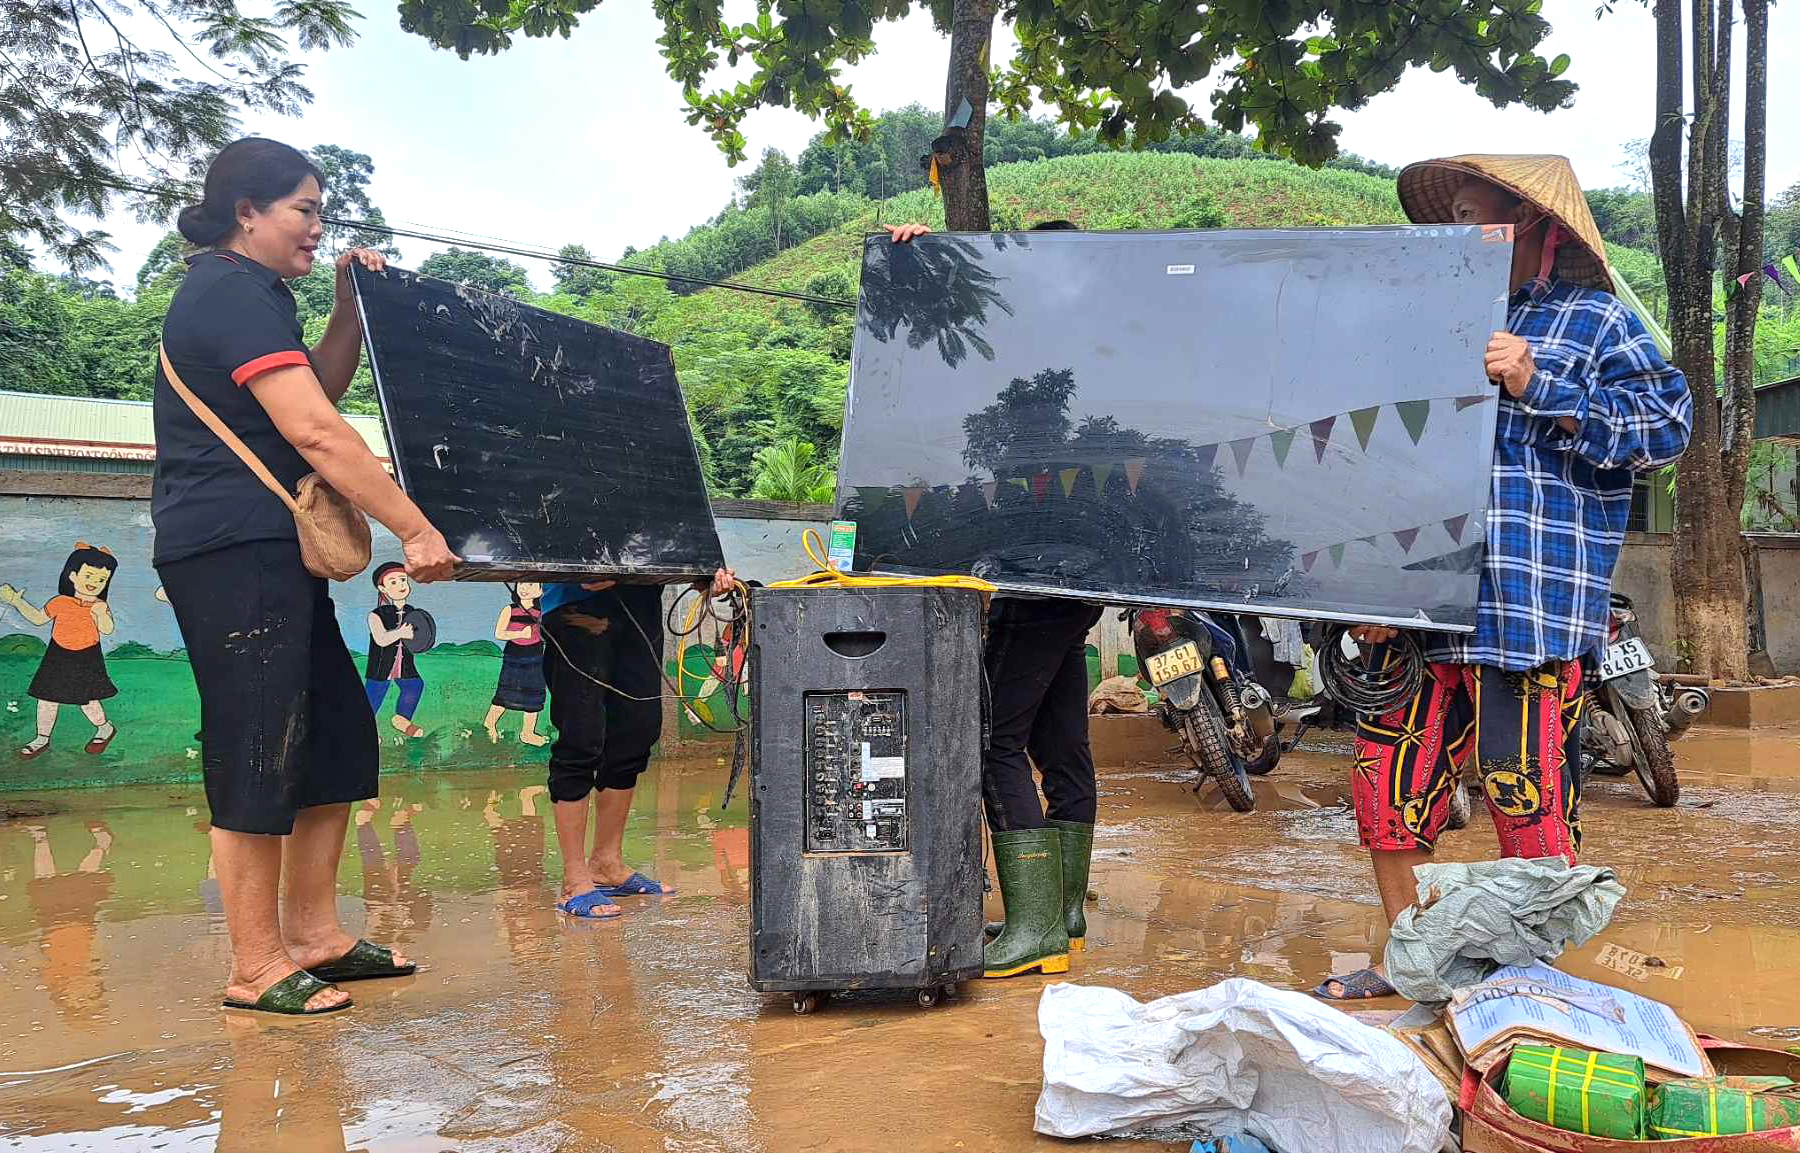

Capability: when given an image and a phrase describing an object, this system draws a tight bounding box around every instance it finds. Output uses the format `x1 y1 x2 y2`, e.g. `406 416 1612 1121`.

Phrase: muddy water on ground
4 725 1800 1151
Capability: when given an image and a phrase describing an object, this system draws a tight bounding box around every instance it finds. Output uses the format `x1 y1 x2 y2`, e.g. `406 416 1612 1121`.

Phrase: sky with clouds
79 0 1800 291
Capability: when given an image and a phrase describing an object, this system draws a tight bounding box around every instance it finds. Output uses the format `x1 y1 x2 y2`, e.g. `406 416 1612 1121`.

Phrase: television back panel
354 265 724 583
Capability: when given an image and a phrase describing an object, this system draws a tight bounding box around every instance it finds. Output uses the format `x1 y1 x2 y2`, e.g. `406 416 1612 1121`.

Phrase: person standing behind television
880 218 1102 983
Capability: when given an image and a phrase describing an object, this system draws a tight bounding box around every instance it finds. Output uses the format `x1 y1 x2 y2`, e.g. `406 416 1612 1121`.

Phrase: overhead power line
14 165 859 309
321 214 857 310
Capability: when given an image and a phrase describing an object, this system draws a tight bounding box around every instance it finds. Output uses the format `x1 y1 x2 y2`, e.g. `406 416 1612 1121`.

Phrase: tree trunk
1655 0 1752 679
941 0 998 231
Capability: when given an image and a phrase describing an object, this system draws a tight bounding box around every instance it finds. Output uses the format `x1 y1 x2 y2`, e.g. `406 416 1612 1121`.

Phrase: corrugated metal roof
0 389 389 458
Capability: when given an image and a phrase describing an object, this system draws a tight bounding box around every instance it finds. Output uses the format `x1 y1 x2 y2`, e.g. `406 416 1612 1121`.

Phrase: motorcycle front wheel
1183 706 1255 812
1624 702 1680 807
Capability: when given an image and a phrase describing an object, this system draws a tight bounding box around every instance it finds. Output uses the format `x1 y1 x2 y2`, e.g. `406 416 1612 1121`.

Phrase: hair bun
176 203 230 247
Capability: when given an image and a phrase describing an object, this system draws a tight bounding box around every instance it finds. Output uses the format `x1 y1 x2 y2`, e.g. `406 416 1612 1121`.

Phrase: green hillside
534 152 1408 495
697 152 1404 318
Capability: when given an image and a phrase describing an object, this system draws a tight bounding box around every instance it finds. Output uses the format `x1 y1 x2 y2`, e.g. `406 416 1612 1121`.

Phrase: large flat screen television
353 264 725 583
835 226 1510 632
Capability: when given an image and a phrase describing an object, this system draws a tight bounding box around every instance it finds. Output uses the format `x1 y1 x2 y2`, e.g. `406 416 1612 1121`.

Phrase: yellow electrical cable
767 529 998 592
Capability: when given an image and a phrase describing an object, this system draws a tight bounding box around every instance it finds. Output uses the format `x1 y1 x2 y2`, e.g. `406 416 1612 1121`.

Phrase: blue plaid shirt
1427 278 1692 672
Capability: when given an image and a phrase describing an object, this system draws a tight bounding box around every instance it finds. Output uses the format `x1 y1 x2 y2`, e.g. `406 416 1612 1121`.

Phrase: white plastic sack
1034 979 1452 1153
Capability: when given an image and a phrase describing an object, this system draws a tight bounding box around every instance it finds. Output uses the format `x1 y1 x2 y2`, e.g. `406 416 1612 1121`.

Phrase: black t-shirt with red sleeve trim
152 251 318 566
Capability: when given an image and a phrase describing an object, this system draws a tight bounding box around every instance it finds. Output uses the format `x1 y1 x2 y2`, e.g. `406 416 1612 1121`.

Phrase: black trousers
982 597 1104 832
542 586 664 802
160 539 377 835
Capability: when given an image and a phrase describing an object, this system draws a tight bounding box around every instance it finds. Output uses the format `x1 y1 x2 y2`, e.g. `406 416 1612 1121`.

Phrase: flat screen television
835 226 1510 632
352 264 725 583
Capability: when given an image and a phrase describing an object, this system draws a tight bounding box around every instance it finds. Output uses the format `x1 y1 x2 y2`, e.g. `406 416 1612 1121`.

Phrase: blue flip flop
595 871 673 897
556 889 621 919
1312 967 1399 1000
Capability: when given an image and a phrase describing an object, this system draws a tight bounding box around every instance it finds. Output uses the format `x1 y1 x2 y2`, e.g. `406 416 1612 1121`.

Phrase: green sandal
222 970 350 1015
308 938 417 983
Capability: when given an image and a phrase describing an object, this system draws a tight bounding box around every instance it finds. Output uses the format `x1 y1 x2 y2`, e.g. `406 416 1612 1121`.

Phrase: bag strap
159 343 299 514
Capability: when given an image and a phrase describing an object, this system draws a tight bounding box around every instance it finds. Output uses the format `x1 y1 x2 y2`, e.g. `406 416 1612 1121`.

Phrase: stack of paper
1448 962 1710 1081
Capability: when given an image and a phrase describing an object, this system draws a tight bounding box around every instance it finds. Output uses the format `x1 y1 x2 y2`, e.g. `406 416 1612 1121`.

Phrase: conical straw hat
1397 154 1612 293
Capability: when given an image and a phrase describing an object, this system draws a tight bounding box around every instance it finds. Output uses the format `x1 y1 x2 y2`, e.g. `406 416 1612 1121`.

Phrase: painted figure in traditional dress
484 581 548 746
3 543 122 759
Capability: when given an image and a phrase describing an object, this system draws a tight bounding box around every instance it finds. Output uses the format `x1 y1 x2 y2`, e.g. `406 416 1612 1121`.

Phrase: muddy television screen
352 264 725 582
836 226 1511 632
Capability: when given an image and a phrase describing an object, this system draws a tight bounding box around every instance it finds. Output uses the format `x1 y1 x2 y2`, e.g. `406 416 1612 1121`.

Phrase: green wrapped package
1502 1045 1646 1139
1649 1077 1800 1138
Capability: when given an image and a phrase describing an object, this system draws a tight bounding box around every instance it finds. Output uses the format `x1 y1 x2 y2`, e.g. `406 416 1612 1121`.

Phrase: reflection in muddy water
3 728 1800 1150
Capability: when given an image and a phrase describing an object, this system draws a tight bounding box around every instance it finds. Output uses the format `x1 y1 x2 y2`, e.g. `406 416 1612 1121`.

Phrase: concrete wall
1610 531 1800 674
0 473 827 790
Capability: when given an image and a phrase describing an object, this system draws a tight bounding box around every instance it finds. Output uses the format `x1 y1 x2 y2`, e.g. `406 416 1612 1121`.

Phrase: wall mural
0 496 825 792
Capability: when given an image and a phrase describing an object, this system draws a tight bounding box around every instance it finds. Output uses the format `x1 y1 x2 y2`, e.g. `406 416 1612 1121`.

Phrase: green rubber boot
1049 819 1094 951
982 827 1070 979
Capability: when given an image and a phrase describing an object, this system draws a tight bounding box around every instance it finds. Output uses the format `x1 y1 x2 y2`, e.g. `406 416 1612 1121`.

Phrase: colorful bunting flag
1309 417 1335 463
855 486 889 512
981 481 997 509
1008 477 1030 495
1455 395 1489 412
1230 438 1256 476
1301 550 1319 573
1395 400 1431 445
1328 543 1346 568
1059 467 1081 498
903 486 924 520
1443 514 1468 544
1766 262 1784 287
1350 406 1381 451
1030 472 1050 503
1194 444 1219 473
1394 527 1419 554
1125 458 1146 494
1784 254 1800 285
1726 279 1741 302
1270 427 1297 469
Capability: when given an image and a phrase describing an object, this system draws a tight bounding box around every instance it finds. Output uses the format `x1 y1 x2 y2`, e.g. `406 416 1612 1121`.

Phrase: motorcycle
1580 591 1708 807
1129 607 1281 812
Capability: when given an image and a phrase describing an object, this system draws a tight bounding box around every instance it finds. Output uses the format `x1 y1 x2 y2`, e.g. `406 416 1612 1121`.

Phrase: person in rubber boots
881 217 1100 981
1316 155 1692 1002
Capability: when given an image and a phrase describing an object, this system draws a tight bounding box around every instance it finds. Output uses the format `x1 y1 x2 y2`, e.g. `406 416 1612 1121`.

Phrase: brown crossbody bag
159 343 372 581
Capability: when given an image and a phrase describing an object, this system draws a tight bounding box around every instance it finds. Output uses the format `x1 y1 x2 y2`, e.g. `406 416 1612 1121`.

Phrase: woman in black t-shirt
154 137 458 1017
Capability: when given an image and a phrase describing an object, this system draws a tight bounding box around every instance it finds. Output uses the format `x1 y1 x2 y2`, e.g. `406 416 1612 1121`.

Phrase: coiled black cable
1316 624 1425 716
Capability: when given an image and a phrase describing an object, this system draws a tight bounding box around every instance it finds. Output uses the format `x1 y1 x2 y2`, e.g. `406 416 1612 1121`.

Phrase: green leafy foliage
395 0 1575 179
749 438 838 503
2 0 360 269
310 145 402 256
416 247 533 296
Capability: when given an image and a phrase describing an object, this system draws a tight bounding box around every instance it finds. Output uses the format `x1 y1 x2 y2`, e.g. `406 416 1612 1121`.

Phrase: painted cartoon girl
365 562 432 738
1 543 121 759
484 581 547 747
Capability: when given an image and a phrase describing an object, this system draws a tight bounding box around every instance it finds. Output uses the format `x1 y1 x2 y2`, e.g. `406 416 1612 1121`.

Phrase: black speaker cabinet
748 585 985 1011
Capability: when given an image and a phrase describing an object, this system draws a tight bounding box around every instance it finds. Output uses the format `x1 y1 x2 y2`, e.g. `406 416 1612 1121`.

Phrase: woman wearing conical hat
1318 155 1694 1002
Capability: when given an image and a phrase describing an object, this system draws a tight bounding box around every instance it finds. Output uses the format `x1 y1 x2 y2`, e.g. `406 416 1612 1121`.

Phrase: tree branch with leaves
1 0 359 270
393 0 1576 229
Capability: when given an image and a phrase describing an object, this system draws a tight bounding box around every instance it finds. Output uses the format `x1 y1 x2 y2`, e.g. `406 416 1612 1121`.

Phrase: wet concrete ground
4 724 1800 1151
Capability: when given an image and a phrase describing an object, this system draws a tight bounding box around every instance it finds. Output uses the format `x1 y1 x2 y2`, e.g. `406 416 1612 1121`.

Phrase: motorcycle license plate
1599 637 1653 682
1146 642 1203 686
